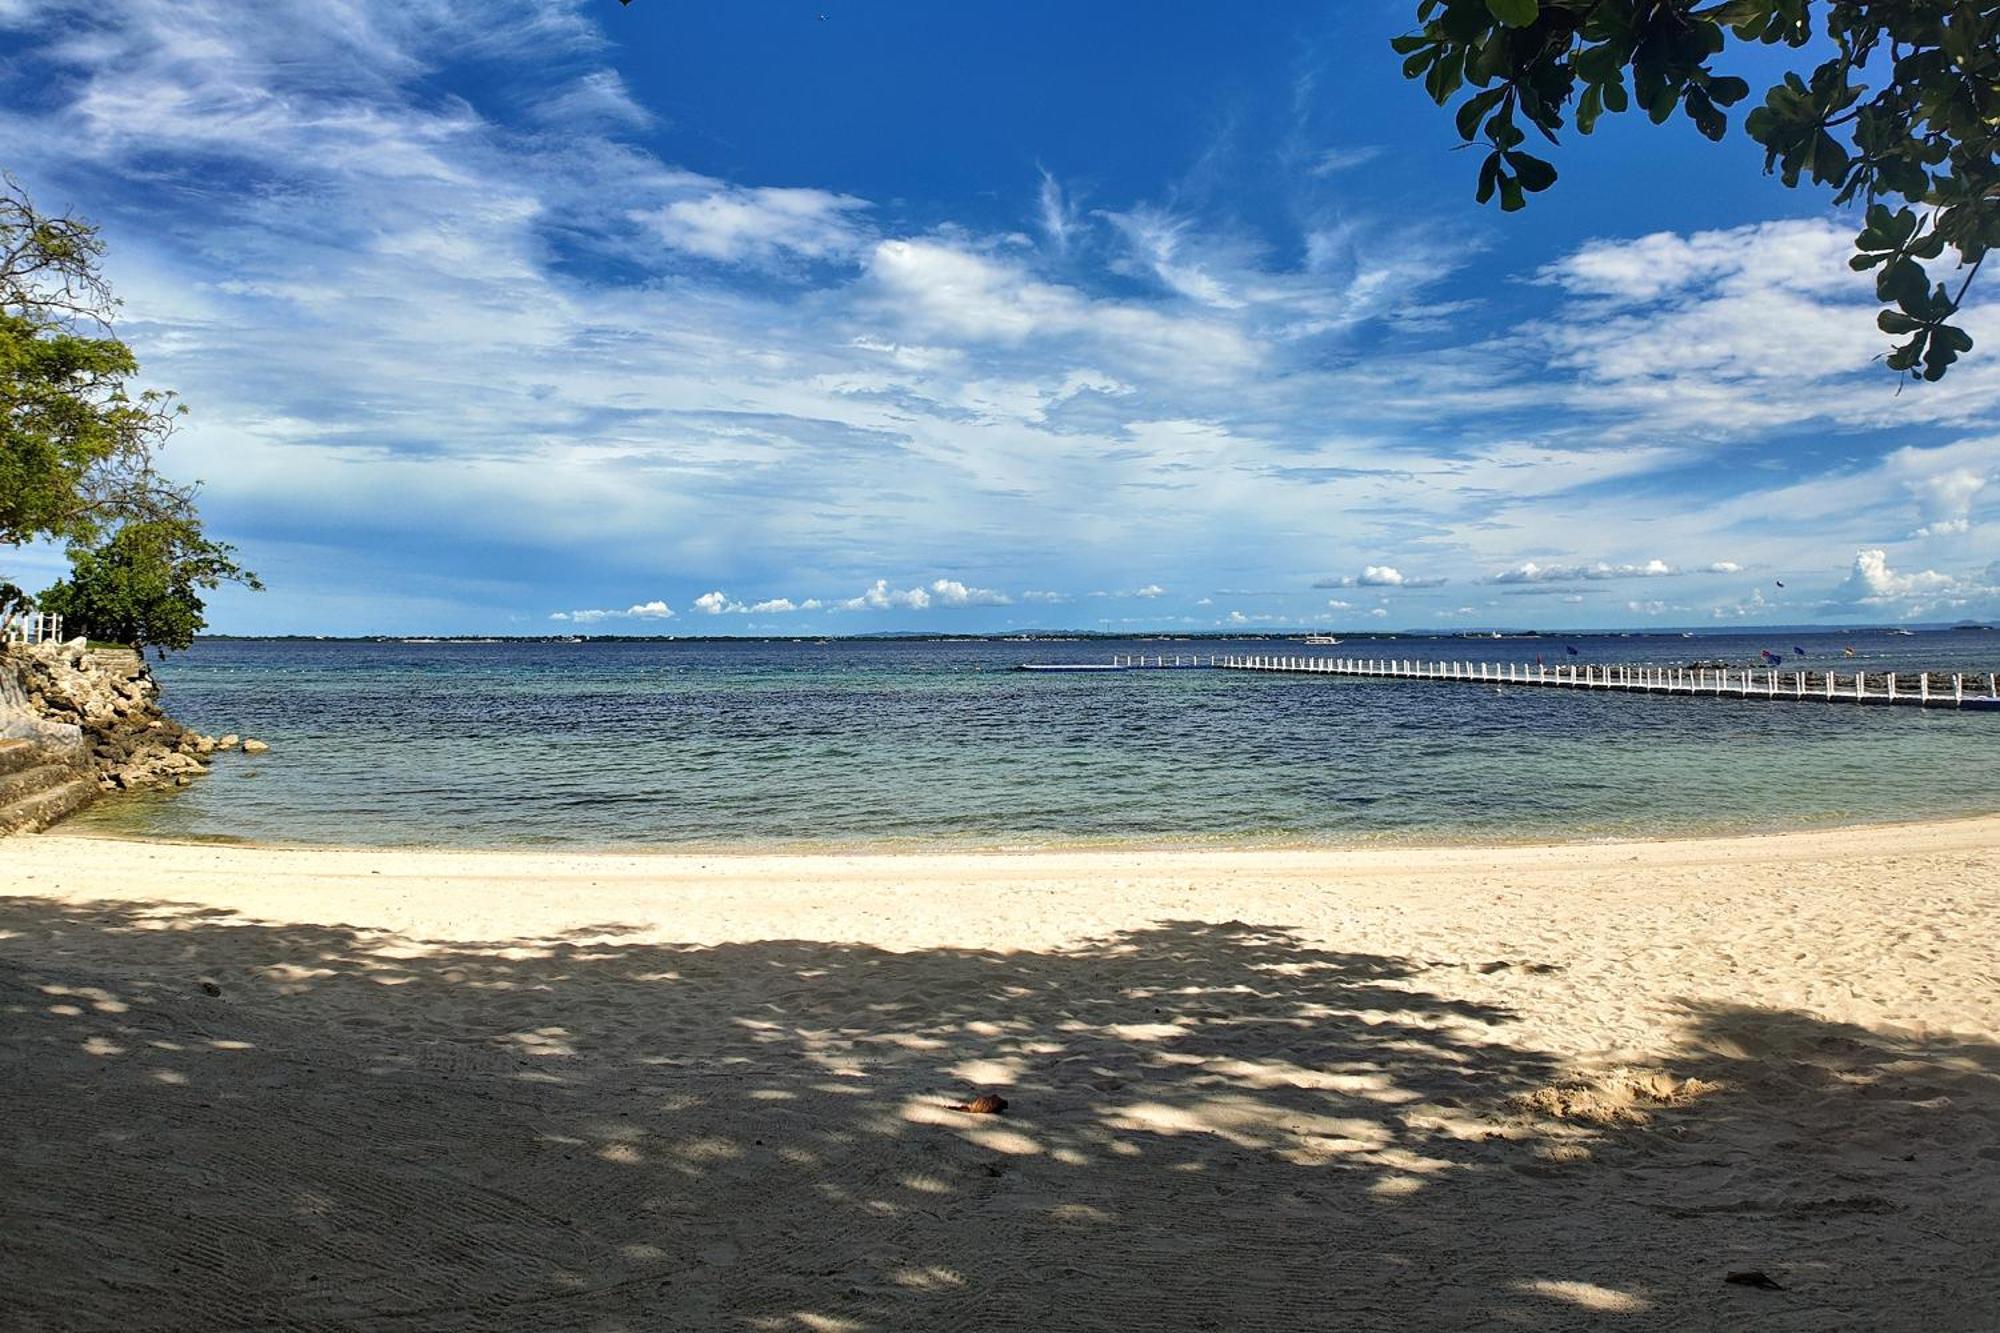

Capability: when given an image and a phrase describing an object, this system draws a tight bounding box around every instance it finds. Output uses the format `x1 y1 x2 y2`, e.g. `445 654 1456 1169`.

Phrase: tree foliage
2 175 257 647
37 522 261 656
0 178 201 548
1396 0 1998 380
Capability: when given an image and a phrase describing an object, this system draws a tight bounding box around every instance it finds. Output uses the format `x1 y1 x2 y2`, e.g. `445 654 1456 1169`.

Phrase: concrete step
0 739 41 776
0 762 82 806
0 773 99 836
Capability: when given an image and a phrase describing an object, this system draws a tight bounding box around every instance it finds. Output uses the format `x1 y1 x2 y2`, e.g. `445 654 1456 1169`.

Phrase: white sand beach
5 820 1999 1330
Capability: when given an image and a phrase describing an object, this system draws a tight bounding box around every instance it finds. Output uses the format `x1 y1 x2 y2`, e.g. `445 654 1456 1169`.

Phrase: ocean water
61 631 2000 850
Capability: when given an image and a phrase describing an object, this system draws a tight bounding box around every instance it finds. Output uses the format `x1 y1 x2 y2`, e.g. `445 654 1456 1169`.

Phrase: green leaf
1498 173 1527 211
1706 75 1750 106
1455 87 1507 140
1486 0 1538 28
1476 153 1502 204
1577 83 1605 134
1506 151 1558 192
1878 258 1927 308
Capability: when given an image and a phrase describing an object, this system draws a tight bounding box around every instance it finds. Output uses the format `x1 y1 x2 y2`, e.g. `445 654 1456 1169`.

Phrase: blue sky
3 0 1996 634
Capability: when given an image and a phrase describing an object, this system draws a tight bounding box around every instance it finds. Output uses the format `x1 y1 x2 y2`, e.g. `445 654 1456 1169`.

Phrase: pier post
1956 675 1963 705
1888 673 1897 703
1922 674 1930 706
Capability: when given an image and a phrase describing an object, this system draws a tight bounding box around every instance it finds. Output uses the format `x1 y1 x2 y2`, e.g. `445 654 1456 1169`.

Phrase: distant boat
1888 628 1916 636
1302 634 1342 645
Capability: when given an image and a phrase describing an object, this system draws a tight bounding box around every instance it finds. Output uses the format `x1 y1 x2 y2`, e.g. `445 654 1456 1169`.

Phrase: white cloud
1325 599 1352 610
1484 559 1678 584
837 578 1009 611
531 70 653 131
1101 205 1246 309
1539 220 1858 305
551 598 675 624
1317 565 1445 589
865 238 1254 370
1307 146 1383 176
1712 587 1768 620
1822 548 1983 618
690 591 821 614
927 578 1010 606
1036 168 1077 254
692 590 736 614
638 180 870 267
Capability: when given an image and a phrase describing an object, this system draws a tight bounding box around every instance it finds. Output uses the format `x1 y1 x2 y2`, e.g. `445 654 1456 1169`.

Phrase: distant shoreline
182 624 2000 644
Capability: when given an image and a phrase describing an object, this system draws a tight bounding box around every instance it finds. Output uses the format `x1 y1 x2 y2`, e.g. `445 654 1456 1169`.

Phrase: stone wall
2 640 221 790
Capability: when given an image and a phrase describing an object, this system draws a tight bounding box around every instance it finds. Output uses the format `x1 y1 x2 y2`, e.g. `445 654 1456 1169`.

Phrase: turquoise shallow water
61 631 2000 850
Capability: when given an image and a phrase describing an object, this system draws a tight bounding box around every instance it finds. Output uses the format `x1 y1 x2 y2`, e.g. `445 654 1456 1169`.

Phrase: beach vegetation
1397 0 1996 380
1 174 256 644
36 521 261 657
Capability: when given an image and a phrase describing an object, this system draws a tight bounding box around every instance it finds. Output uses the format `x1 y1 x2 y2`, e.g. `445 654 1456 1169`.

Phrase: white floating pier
1206 655 2000 710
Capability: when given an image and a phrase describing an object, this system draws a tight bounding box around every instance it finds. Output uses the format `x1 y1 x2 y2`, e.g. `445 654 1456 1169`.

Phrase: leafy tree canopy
4 177 196 555
2 175 257 647
37 521 262 656
1396 0 1997 380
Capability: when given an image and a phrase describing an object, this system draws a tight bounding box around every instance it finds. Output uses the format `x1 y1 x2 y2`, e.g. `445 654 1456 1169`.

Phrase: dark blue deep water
63 630 2000 849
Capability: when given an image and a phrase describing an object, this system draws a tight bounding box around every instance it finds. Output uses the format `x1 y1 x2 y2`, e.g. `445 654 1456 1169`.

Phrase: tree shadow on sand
3 896 1996 1331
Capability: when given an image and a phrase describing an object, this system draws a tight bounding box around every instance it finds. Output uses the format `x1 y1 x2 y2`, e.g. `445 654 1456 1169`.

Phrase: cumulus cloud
838 578 1009 611
1824 549 1966 617
692 591 821 614
1315 565 1446 589
550 599 675 624
691 590 736 615
1484 559 1678 584
928 578 1010 606
1902 462 1989 538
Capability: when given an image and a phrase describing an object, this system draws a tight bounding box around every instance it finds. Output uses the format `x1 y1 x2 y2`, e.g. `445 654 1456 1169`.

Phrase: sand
4 820 1999 1331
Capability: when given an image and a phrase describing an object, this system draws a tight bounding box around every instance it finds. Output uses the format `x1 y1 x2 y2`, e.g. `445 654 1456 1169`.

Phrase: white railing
1195 655 1999 711
1 611 62 646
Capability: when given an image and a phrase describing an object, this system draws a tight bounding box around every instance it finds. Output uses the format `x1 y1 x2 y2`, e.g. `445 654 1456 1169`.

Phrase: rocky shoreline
1 641 261 831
